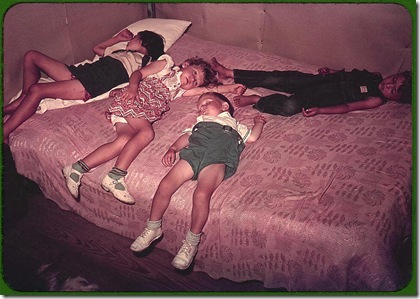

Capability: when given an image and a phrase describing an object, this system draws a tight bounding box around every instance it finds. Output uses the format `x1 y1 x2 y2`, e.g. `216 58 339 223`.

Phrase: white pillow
105 18 191 54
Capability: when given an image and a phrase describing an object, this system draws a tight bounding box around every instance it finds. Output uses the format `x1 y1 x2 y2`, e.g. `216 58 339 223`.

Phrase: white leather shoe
171 240 198 270
101 175 135 205
130 227 163 252
62 164 83 198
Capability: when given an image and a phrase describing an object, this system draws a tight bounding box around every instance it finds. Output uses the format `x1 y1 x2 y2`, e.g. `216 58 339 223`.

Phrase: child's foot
211 57 234 79
171 240 198 270
130 227 163 252
63 164 84 198
233 95 260 107
101 175 135 204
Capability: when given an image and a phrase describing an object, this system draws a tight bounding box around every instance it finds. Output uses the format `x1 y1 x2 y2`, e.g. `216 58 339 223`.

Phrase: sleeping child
63 56 246 204
130 92 267 270
4 29 164 144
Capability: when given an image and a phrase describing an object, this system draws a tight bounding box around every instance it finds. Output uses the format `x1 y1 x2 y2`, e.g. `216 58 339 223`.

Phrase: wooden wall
3 3 413 103
156 3 413 77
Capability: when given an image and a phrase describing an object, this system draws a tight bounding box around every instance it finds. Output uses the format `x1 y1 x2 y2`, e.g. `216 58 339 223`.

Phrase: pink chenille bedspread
8 34 412 291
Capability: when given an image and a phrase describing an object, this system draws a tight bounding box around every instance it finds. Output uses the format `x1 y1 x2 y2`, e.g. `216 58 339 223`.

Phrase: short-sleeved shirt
105 48 145 77
183 112 251 142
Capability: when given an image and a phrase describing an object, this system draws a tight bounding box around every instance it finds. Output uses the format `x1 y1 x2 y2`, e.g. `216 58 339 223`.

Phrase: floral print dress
106 54 185 123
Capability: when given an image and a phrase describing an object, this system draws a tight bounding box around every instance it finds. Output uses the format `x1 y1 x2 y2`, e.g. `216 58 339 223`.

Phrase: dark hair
199 92 235 116
183 57 219 87
138 30 165 61
398 71 412 104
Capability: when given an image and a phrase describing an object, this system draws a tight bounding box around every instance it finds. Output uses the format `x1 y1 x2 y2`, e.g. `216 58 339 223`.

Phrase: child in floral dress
63 54 245 204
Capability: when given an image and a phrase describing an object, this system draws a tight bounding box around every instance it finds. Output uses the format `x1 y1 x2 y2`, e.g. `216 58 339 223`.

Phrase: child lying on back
63 56 245 204
130 92 267 270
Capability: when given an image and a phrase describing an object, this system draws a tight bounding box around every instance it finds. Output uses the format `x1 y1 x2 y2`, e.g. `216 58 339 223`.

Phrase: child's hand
120 88 137 102
116 29 134 42
302 107 319 117
162 148 177 167
109 88 123 97
232 84 247 95
254 114 267 124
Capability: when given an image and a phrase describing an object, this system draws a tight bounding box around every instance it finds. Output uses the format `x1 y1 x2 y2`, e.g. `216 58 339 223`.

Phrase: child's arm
302 97 384 117
117 59 167 101
183 83 246 97
93 29 134 56
246 115 267 143
162 133 191 167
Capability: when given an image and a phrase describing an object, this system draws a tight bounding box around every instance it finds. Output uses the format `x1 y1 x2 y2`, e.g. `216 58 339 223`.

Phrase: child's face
378 73 406 102
197 95 227 116
180 65 205 90
126 35 148 55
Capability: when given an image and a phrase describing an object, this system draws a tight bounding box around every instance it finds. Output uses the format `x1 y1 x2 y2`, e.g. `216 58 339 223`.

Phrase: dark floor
1 144 286 294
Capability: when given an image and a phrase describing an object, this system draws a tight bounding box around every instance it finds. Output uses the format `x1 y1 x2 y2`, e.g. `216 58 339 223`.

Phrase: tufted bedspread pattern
8 34 412 291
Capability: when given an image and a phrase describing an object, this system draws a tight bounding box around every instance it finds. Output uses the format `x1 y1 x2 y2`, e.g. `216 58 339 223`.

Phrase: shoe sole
62 166 80 199
101 183 135 205
171 251 197 270
130 233 163 252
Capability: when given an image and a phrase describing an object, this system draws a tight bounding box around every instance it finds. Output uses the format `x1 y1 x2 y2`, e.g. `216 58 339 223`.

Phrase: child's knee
26 84 44 100
24 50 41 64
156 178 176 197
193 188 213 203
141 128 155 143
114 135 131 149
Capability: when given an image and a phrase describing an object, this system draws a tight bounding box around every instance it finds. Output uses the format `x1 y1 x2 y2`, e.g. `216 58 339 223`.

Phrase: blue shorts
180 122 245 181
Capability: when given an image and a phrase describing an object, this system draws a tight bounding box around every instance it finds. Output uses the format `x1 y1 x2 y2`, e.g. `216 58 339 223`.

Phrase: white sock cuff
186 230 202 245
147 219 162 230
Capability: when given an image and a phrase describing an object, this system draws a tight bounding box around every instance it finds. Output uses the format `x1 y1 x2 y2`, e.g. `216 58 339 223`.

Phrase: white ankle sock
186 230 201 246
147 219 162 230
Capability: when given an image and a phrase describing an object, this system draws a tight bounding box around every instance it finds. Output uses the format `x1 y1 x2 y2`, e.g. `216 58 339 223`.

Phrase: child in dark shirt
4 29 164 143
211 58 412 117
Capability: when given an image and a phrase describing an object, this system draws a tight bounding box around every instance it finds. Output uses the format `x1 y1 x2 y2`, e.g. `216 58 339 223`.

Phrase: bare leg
211 57 234 79
4 50 73 114
81 123 136 169
3 79 86 142
149 159 194 221
233 94 261 107
113 118 155 170
4 93 25 115
190 164 225 234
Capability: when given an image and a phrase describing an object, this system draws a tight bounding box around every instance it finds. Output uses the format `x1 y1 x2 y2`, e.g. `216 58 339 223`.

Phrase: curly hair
183 57 220 87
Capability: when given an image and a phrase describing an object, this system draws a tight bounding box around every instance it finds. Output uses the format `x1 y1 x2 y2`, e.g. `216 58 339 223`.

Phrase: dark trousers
233 69 335 116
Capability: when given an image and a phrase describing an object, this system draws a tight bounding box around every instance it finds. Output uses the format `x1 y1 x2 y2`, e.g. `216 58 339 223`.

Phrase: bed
7 26 412 291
